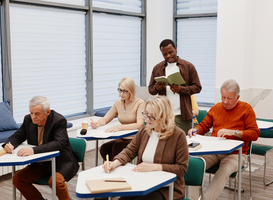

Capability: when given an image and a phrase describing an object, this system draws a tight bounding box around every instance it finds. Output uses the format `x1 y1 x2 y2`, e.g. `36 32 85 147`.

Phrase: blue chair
251 118 273 186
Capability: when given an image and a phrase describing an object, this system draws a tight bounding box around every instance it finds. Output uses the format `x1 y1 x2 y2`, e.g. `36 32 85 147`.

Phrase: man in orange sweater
188 79 260 200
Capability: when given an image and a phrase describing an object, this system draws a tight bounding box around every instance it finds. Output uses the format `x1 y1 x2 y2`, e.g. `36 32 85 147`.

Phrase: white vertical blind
177 17 217 104
93 0 142 13
0 47 2 102
0 35 2 102
40 0 86 6
10 5 87 122
93 13 141 109
177 0 218 15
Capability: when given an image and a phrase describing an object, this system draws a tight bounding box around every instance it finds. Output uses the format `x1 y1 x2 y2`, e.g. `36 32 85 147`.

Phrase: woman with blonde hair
103 95 189 200
91 77 145 161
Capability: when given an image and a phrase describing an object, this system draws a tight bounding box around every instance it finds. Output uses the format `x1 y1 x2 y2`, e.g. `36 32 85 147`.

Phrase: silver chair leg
249 155 252 199
264 154 273 186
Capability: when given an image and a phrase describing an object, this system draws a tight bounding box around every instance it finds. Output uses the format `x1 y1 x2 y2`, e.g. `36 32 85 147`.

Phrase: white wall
146 0 174 84
215 0 273 119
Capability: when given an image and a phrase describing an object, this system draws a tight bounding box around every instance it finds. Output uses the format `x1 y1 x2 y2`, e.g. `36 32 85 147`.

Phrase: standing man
188 79 260 200
3 96 79 200
149 39 202 133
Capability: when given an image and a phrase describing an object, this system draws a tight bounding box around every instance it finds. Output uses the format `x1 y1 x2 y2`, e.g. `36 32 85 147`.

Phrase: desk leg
168 182 174 200
12 166 16 200
52 157 57 200
96 140 98 166
238 147 242 200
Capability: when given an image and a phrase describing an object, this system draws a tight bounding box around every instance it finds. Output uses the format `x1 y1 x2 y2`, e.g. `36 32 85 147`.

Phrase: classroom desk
187 135 244 200
77 116 138 166
256 119 273 131
76 163 176 200
0 144 60 200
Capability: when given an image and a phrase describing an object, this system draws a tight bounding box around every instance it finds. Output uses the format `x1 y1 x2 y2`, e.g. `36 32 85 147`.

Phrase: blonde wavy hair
144 95 175 140
119 77 136 102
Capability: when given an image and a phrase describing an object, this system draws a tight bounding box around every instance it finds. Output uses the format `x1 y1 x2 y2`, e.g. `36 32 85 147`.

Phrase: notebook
86 177 132 194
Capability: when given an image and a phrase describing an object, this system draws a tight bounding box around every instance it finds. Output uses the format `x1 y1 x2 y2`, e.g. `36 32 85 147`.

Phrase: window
0 0 144 121
10 5 87 122
93 0 142 13
40 0 85 6
177 17 217 104
177 0 217 15
93 13 141 109
176 0 218 105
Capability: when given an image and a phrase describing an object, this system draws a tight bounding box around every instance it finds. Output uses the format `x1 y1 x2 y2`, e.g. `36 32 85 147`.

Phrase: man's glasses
142 111 156 121
117 88 128 94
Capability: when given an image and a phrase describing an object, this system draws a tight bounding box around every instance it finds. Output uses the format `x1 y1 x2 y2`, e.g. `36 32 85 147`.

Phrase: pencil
90 118 97 125
106 154 110 173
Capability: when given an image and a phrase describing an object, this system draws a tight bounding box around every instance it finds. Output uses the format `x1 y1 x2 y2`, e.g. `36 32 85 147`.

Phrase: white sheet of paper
98 165 136 181
187 134 226 144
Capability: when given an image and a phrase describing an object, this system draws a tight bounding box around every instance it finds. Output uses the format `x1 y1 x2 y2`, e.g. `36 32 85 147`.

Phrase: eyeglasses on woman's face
117 88 128 94
142 111 156 121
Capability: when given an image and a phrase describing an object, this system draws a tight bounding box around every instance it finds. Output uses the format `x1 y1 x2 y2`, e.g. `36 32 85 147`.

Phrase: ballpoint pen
188 129 198 136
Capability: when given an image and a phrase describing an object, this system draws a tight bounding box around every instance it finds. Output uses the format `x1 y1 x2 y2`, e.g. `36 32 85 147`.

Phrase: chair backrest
184 156 206 186
247 140 252 155
256 118 273 138
69 137 87 170
196 110 207 124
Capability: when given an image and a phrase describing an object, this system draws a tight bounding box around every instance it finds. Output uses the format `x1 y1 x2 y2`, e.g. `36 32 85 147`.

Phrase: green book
154 72 185 85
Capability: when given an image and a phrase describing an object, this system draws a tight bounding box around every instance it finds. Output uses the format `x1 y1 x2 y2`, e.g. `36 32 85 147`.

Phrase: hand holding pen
4 142 14 154
102 157 122 173
188 128 198 138
90 118 99 129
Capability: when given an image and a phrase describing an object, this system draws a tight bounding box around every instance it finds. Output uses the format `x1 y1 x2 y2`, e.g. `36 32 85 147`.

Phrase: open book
154 72 185 85
86 177 131 194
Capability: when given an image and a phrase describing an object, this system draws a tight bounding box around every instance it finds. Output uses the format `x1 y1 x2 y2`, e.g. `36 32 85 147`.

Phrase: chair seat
34 175 50 186
252 144 273 156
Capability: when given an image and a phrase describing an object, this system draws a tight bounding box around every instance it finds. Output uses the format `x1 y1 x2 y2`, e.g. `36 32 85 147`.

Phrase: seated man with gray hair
3 96 79 200
188 79 260 200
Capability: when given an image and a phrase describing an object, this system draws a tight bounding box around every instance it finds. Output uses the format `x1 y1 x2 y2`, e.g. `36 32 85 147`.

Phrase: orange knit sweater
196 101 260 154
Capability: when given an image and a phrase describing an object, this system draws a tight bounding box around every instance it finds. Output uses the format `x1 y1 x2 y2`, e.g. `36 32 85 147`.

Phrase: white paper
187 134 226 145
82 126 138 138
98 165 136 181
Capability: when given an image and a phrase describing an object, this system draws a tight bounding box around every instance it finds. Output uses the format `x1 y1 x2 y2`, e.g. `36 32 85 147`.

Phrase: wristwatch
235 130 240 136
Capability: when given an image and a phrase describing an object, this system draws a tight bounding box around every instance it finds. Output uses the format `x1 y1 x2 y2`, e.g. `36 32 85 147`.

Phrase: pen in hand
90 118 98 125
188 130 198 137
106 154 110 173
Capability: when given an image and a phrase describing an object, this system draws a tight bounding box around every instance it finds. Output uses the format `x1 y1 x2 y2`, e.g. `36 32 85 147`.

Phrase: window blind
10 5 87 122
0 41 2 102
93 13 141 109
177 17 217 104
40 0 85 6
177 0 217 15
93 0 142 13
